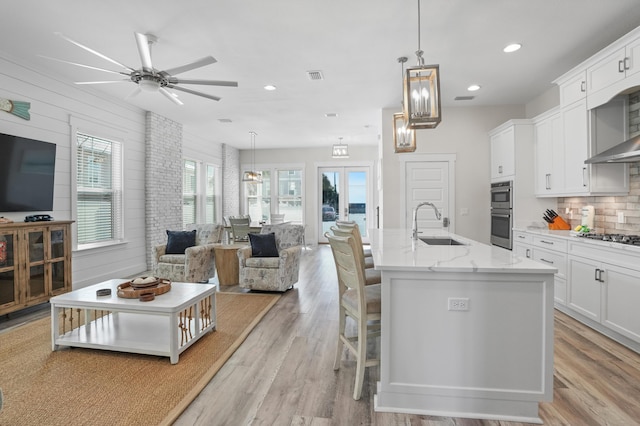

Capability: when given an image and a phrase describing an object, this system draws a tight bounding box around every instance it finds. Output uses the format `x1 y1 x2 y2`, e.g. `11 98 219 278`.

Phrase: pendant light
242 131 262 183
403 0 441 129
332 137 349 158
394 56 416 152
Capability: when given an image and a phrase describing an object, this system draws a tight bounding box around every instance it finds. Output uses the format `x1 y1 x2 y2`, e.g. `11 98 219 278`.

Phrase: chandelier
332 137 349 158
242 131 262 183
394 56 416 152
403 0 441 129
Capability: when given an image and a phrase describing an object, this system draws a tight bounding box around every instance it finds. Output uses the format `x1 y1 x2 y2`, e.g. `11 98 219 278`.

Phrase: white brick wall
222 143 240 218
145 111 183 269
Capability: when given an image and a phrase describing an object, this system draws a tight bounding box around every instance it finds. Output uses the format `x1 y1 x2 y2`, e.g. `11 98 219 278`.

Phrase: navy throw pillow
249 232 279 257
165 230 196 254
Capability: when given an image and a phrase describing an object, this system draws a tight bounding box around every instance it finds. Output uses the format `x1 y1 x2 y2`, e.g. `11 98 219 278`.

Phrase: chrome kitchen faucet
412 201 442 240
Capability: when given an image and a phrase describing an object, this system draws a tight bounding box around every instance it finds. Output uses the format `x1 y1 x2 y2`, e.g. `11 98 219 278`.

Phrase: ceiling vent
454 96 475 101
306 70 324 81
218 118 233 123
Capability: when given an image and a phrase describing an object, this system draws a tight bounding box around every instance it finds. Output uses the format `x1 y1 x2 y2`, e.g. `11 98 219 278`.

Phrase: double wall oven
490 181 513 250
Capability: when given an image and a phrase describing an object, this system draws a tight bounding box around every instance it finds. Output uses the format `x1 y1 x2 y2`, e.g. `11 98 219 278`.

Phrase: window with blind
76 132 123 246
205 164 217 224
183 160 197 227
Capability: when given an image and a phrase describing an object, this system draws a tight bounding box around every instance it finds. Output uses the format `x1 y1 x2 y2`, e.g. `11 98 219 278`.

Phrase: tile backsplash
557 90 640 234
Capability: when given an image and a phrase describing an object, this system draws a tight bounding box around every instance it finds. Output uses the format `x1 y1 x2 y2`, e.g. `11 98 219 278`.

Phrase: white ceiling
3 0 640 150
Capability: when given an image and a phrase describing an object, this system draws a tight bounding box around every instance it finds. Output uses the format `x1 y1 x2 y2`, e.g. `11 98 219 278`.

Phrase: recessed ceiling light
264 85 277 91
503 43 522 53
467 84 481 91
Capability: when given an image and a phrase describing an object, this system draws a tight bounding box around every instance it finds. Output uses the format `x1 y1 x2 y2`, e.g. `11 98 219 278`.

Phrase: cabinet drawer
513 231 532 244
533 247 567 279
533 235 568 252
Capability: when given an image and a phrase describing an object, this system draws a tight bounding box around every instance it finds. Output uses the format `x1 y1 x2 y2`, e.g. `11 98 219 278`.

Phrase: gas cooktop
577 233 640 245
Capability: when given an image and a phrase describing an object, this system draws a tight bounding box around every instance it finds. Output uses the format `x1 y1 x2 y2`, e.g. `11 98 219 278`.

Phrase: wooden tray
117 278 171 299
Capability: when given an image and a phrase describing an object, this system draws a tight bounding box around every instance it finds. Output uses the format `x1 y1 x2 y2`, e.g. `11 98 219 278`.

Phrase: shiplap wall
0 53 148 289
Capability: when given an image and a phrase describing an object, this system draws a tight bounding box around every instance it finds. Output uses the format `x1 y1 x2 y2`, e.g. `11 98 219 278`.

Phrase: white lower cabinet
568 241 640 347
567 255 602 321
513 231 567 305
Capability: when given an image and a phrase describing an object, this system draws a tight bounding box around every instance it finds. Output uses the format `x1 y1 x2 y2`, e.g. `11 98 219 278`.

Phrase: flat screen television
0 132 56 212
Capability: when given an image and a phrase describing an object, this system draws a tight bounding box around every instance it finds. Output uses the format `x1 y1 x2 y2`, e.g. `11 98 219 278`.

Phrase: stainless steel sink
419 237 465 246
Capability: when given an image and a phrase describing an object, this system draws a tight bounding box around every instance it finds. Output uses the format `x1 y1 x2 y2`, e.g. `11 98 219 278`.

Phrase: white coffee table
50 279 216 364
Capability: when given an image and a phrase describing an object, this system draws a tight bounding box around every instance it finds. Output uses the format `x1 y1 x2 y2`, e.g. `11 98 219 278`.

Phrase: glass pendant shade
393 112 416 152
403 63 441 129
242 170 262 183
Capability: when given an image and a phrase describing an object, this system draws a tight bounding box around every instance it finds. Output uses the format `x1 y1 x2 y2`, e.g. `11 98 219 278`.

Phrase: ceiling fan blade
168 85 221 101
162 56 217 76
38 55 128 76
159 87 184 105
55 32 135 72
134 32 154 71
169 78 238 87
74 80 130 84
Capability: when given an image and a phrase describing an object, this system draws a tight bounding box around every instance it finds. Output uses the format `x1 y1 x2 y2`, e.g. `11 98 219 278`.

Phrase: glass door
319 166 369 243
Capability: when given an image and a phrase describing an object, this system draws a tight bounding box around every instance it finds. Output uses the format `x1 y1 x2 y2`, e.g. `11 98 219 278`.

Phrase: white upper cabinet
561 98 590 195
490 125 515 181
533 108 563 196
584 28 640 109
559 71 587 106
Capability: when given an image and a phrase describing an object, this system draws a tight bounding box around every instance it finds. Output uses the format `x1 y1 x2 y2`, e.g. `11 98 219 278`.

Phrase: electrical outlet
448 297 470 311
618 211 625 224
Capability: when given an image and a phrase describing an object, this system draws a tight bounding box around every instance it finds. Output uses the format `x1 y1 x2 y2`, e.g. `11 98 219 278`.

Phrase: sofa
237 223 304 292
152 223 224 283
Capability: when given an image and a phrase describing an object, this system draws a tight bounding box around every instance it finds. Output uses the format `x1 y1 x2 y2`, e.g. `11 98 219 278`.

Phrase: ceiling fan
42 32 238 105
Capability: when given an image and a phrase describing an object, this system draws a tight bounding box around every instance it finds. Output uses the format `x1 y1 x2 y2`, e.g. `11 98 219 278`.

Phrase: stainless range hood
585 134 640 164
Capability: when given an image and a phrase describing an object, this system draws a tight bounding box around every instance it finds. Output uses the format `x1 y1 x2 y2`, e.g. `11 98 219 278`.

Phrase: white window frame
240 163 305 224
183 158 198 227
70 116 125 251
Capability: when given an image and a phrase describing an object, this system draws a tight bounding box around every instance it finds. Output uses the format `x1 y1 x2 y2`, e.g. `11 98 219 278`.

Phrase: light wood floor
3 245 640 425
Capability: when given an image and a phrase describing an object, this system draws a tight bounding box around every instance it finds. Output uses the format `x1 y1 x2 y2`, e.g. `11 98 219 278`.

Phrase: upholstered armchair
152 223 224 283
237 223 304 292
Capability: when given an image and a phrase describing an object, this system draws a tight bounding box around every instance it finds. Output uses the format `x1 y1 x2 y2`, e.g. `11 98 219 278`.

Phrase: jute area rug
0 291 280 426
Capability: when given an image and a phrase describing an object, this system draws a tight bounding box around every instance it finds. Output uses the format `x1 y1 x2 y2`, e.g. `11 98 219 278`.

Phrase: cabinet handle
540 240 554 245
498 165 503 174
582 167 588 187
540 258 554 264
624 57 630 71
580 81 586 92
619 60 625 73
526 248 531 258
594 268 600 281
546 173 551 190
518 235 526 239
599 269 605 283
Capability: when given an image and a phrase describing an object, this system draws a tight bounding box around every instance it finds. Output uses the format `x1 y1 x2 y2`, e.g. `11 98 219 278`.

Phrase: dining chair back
325 231 381 400
229 217 251 243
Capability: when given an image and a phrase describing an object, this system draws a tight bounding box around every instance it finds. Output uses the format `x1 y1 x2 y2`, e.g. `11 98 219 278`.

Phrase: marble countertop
513 226 640 254
369 228 557 274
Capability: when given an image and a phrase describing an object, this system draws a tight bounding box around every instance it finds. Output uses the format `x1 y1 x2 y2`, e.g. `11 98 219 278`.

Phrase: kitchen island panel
371 229 555 423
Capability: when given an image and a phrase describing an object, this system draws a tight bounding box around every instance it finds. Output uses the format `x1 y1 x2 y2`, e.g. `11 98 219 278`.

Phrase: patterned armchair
237 223 304 292
152 223 224 283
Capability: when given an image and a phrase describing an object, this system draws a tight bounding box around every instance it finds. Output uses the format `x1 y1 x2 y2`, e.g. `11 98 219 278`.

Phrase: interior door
319 167 369 243
405 161 450 231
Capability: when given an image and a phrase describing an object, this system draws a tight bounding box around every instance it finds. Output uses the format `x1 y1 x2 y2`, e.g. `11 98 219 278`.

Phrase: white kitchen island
370 229 556 423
